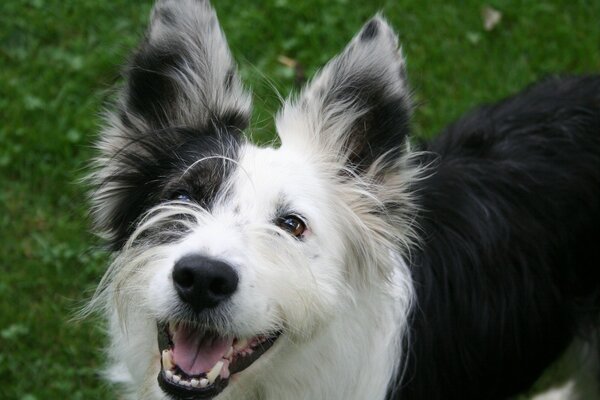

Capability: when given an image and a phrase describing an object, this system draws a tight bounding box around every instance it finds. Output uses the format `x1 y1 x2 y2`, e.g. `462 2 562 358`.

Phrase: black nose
172 255 239 312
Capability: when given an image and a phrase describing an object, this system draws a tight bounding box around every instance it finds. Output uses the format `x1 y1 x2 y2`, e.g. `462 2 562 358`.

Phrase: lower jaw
157 370 228 400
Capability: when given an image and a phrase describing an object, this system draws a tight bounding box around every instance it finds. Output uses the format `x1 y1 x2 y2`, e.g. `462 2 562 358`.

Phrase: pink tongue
172 327 233 376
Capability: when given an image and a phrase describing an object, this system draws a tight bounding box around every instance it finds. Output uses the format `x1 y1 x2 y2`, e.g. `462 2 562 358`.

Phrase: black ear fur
279 16 411 169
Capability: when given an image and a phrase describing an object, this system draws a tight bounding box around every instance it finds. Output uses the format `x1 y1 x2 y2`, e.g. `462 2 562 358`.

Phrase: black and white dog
87 1 600 399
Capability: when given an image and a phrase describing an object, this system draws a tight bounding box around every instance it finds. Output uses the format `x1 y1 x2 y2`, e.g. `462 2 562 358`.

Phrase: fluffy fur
87 1 600 399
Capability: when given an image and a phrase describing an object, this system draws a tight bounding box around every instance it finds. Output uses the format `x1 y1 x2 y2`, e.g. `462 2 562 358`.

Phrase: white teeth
199 378 209 388
206 361 224 384
165 370 173 380
162 350 174 371
220 359 231 380
172 374 181 383
234 338 248 350
191 379 199 388
225 346 234 359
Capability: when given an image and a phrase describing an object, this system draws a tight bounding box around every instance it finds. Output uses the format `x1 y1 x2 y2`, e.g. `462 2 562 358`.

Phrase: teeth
234 338 248 350
225 346 234 359
162 358 223 388
162 350 174 371
206 361 224 384
220 359 231 380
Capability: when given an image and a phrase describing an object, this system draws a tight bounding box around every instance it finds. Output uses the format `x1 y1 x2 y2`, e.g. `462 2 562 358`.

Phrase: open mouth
157 322 280 399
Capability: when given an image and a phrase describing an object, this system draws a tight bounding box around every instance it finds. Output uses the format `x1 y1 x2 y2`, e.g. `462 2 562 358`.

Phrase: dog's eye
276 215 307 238
170 190 192 202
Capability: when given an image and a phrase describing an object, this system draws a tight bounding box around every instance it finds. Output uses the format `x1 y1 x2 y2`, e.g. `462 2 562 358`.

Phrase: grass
1 0 598 398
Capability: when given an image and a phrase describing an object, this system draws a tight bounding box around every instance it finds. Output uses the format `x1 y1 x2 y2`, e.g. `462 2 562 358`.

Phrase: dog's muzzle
157 254 281 399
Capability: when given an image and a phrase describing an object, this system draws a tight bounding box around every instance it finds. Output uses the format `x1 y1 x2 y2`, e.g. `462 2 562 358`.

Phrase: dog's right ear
119 0 251 132
91 0 250 248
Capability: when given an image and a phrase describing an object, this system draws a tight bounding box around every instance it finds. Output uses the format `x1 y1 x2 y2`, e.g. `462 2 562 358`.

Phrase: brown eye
276 215 307 238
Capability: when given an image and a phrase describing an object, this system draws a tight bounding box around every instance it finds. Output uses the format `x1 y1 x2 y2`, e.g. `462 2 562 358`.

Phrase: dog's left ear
277 16 411 169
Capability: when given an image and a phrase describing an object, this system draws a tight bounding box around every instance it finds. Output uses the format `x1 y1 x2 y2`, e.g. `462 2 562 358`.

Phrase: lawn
1 0 598 399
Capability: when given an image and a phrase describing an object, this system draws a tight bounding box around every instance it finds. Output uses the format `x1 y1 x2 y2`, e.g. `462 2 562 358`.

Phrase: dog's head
89 1 416 398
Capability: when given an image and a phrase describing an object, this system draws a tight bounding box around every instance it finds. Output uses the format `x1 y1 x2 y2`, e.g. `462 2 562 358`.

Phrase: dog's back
398 76 600 399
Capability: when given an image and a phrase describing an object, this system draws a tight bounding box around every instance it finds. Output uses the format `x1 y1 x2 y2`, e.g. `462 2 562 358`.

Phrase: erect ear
277 16 411 169
91 0 250 248
119 0 251 133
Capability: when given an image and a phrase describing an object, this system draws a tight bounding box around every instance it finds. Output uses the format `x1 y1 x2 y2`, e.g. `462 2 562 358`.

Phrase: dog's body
403 76 600 399
88 1 600 399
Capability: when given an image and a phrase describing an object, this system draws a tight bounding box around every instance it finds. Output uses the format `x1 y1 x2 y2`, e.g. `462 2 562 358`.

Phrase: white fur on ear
277 15 411 168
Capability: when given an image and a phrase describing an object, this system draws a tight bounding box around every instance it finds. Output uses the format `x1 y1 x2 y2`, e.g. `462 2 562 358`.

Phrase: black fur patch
390 75 600 400
126 41 184 128
219 109 250 132
326 74 410 169
97 127 242 250
360 19 379 41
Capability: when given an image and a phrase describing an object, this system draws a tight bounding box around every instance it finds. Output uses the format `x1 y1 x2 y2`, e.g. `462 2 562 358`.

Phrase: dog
87 0 600 399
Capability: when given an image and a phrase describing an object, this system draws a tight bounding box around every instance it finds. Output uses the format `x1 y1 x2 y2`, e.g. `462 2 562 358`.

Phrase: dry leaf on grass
482 5 502 31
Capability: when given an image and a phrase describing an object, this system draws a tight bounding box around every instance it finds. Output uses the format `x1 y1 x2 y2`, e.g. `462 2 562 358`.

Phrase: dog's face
89 1 415 398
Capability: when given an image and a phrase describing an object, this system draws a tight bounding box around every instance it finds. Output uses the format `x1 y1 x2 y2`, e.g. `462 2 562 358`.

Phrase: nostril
172 254 239 312
172 266 194 289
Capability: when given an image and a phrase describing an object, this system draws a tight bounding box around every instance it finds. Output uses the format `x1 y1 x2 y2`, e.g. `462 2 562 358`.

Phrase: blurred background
1 0 598 398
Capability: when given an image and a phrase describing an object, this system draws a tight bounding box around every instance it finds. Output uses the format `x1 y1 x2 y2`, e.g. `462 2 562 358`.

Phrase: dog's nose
172 255 239 311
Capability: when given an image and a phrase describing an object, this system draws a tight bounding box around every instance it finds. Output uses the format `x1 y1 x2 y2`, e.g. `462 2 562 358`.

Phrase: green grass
1 1 598 398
